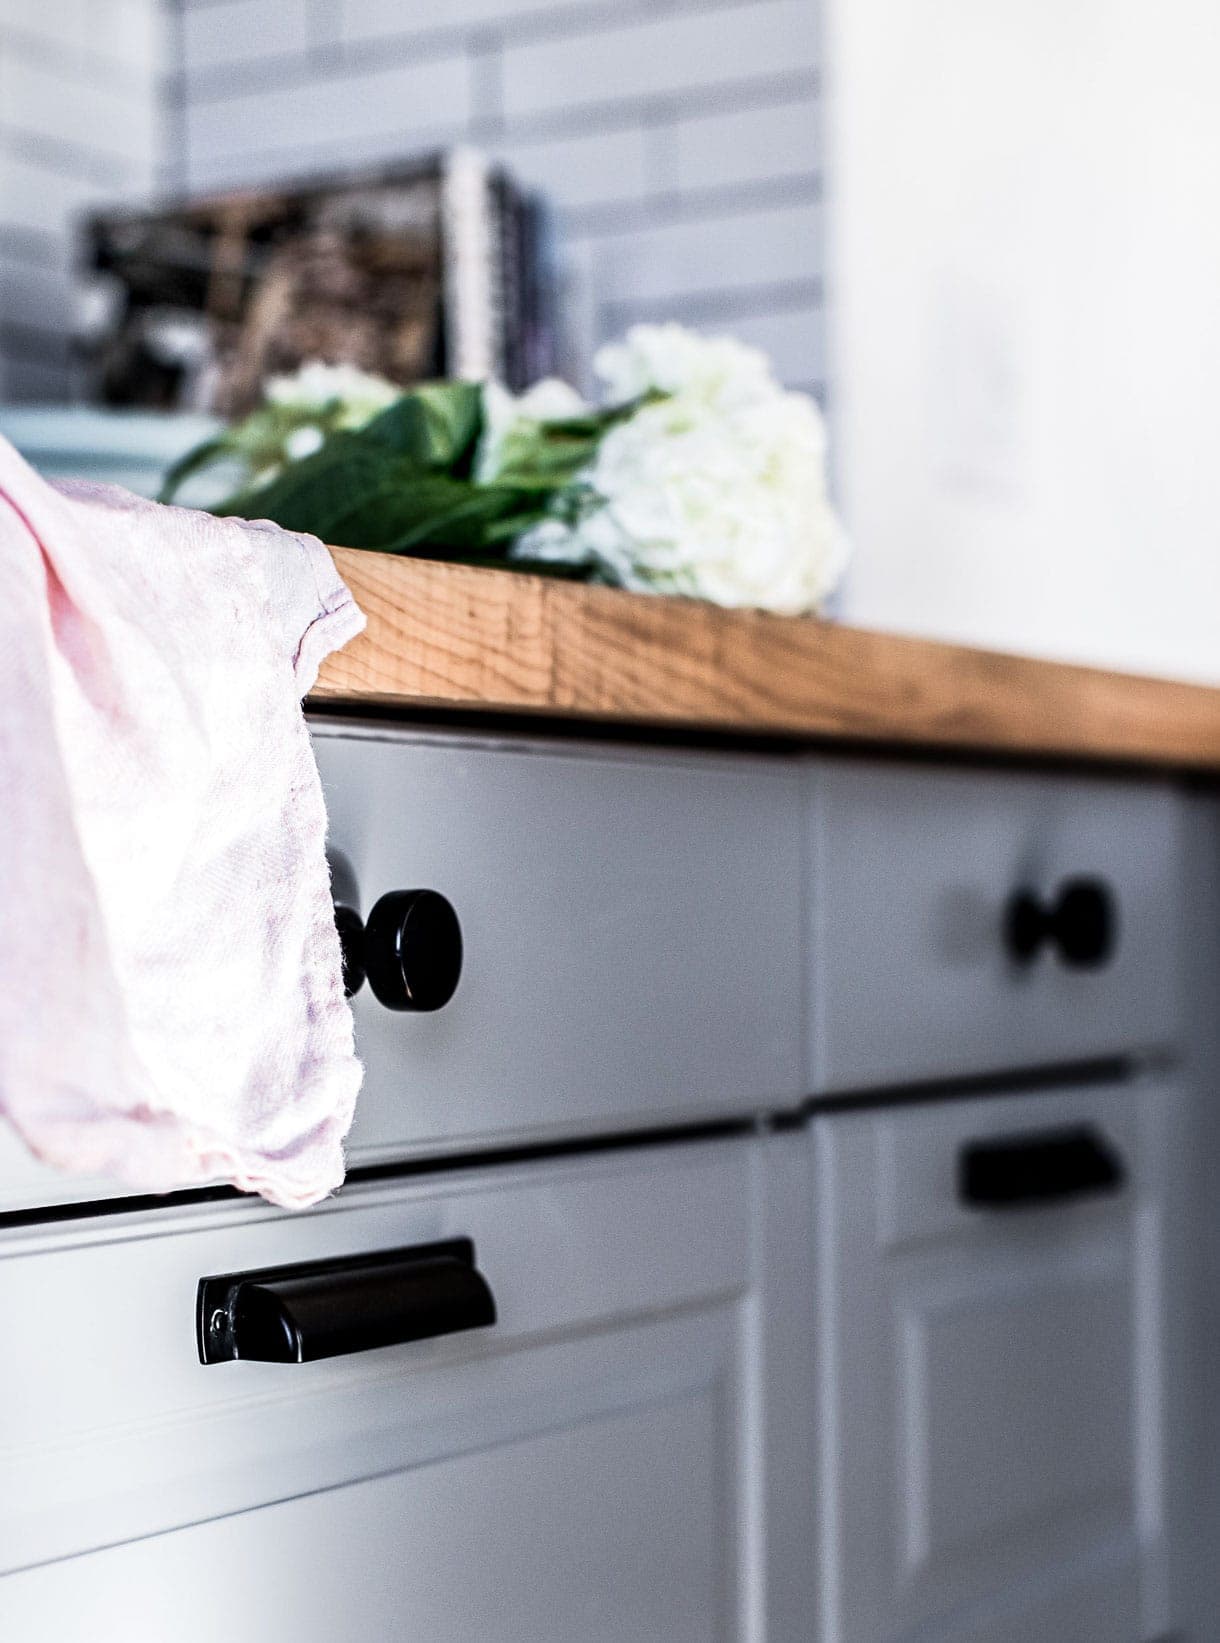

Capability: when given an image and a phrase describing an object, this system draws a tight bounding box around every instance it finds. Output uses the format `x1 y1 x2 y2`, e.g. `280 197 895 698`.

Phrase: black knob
327 850 365 998
333 903 366 998
1054 878 1117 967
1005 876 1117 969
364 889 463 1012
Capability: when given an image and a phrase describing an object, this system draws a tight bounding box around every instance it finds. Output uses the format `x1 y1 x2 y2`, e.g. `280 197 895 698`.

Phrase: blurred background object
0 0 160 405
825 0 1220 683
0 404 220 500
1 0 1218 679
0 0 820 499
83 150 557 413
0 0 820 410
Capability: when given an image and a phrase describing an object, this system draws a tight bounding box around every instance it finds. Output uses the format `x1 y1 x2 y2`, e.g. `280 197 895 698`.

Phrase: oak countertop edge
311 550 1220 773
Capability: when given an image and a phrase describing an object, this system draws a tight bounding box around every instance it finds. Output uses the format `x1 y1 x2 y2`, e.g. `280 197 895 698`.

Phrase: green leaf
212 432 397 540
197 374 638 570
489 425 600 489
360 382 483 473
397 483 556 554
158 435 235 504
215 428 556 561
159 400 346 503
479 394 653 490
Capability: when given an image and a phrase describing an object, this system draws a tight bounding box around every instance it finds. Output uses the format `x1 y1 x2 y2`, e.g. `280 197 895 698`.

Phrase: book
82 150 556 414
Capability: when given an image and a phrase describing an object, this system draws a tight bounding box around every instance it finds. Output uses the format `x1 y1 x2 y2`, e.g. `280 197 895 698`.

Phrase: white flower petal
264 361 398 423
476 378 593 482
551 327 848 614
285 424 325 461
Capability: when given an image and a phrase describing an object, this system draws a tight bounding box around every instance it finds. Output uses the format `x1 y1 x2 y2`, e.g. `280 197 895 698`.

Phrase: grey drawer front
0 728 803 1215
809 759 1183 1091
0 1143 753 1577
814 1079 1168 1642
317 725 805 1163
0 1133 817 1643
1 1402 730 1643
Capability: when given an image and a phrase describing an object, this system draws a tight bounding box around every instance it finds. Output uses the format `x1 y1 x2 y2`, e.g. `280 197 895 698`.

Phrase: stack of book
83 148 557 413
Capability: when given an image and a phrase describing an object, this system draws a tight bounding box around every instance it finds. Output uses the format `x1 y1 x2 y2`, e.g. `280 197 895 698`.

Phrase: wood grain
312 550 1220 771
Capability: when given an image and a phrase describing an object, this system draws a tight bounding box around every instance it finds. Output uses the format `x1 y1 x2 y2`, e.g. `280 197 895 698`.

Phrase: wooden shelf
311 549 1220 772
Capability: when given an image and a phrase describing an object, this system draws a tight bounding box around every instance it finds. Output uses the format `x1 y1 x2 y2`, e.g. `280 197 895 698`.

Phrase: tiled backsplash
0 0 161 400
0 0 821 400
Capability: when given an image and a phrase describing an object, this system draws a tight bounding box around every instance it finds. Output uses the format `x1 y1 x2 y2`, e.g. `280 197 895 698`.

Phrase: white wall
167 0 823 397
827 0 1220 682
0 0 162 400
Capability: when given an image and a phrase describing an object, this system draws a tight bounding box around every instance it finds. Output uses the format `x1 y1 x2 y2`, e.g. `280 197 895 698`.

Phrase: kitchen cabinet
5 1430 738 1642
811 1079 1171 1643
0 722 807 1215
0 1134 815 1643
808 759 1183 1093
314 723 806 1162
0 542 1213 1643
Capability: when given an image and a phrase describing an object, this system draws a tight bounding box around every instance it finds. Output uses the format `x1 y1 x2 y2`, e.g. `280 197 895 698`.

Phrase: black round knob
364 889 463 1012
1004 876 1117 970
327 850 366 999
1053 877 1116 967
333 903 366 998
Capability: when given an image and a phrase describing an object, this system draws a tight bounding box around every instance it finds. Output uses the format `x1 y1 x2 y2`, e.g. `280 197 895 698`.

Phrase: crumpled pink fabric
0 435 365 1208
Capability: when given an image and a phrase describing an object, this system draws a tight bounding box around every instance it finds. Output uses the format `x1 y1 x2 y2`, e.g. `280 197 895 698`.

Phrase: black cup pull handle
958 1124 1126 1209
197 1237 496 1365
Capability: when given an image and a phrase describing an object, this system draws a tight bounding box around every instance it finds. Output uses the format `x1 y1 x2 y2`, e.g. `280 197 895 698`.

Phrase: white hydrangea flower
512 325 848 615
476 377 590 482
264 361 399 428
594 322 777 414
284 424 326 461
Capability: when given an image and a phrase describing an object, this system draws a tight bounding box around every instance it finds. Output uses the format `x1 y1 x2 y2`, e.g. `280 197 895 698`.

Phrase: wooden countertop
311 549 1220 772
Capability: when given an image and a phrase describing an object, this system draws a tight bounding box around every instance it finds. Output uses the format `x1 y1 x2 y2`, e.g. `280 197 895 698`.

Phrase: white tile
707 302 823 384
0 256 77 333
503 0 817 119
490 125 650 210
0 150 148 236
338 0 575 45
103 0 164 75
0 54 157 173
0 0 91 52
183 0 311 73
585 198 820 304
671 94 819 192
0 355 75 402
187 52 473 164
0 0 161 74
183 123 458 192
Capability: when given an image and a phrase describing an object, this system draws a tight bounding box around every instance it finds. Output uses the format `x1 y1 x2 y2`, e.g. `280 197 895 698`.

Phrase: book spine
522 194 559 386
440 147 502 383
496 172 528 390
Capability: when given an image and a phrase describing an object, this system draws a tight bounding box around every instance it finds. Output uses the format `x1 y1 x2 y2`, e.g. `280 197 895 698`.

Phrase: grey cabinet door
316 724 806 1163
0 727 805 1215
813 1080 1169 1643
3 1358 733 1643
0 1135 815 1643
808 758 1183 1091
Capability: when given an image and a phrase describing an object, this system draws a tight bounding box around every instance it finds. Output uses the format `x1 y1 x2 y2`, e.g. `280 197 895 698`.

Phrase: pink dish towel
0 435 365 1209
